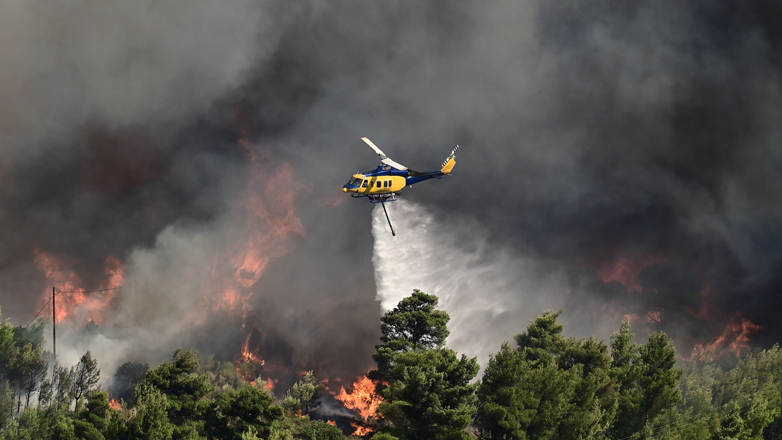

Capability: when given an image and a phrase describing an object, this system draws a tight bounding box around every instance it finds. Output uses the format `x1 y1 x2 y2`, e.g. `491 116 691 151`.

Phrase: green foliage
142 349 212 438
371 290 450 380
0 316 49 416
370 433 400 440
648 361 719 440
0 405 78 440
266 426 295 440
113 362 149 406
711 404 751 440
299 420 345 440
280 371 322 416
608 325 682 440
207 384 283 439
638 333 682 421
3 301 782 440
371 290 478 440
199 356 247 395
477 311 618 440
0 386 12 432
126 384 175 440
514 310 564 362
53 364 75 407
378 348 479 440
72 351 100 410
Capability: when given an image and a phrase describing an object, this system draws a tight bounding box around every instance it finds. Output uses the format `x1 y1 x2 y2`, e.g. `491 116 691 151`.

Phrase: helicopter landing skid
367 193 398 203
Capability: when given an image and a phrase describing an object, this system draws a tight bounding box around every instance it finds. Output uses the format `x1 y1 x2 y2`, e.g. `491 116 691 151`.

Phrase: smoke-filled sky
1 0 782 384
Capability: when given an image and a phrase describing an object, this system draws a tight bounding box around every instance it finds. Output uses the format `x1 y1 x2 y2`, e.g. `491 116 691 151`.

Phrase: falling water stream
370 199 568 366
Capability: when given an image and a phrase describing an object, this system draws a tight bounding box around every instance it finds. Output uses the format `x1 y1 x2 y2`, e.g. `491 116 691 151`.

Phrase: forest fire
240 332 265 366
211 135 306 386
596 254 665 292
332 375 383 434
34 251 124 326
109 399 121 410
352 423 374 436
214 158 305 314
691 316 763 360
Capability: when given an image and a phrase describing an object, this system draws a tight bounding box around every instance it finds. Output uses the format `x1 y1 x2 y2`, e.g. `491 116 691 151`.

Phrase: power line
24 296 52 328
56 286 124 294
22 285 124 328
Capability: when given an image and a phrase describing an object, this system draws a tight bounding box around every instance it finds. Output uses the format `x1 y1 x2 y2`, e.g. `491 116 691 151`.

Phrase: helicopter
342 137 459 236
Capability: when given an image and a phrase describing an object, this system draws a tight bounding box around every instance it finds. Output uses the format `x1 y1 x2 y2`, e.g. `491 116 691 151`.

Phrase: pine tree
371 290 478 440
280 371 322 416
476 310 618 440
370 289 450 383
72 351 100 410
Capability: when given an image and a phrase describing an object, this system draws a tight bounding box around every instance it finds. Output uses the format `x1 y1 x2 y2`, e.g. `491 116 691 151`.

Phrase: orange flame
333 375 383 427
216 133 306 386
691 316 762 359
34 251 124 326
645 309 663 323
352 423 374 436
109 399 121 410
214 151 305 313
597 254 665 292
240 332 265 366
327 420 337 426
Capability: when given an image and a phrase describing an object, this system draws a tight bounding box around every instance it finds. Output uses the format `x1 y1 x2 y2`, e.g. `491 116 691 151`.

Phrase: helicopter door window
362 180 368 187
376 181 381 188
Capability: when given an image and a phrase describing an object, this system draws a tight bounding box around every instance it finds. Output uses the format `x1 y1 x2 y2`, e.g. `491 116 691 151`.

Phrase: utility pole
52 286 56 361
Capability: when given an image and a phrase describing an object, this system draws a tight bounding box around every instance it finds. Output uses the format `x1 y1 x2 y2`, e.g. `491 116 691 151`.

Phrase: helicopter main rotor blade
361 137 408 170
381 158 408 170
362 137 387 158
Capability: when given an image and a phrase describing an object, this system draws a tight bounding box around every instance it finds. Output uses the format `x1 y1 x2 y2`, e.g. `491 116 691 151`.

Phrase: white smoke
371 199 569 367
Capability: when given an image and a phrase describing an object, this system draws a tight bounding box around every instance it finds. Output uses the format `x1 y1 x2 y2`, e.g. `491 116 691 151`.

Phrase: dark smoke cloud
1 0 781 381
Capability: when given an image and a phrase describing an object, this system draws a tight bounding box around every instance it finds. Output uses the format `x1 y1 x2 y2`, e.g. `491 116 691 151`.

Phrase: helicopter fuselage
342 164 445 198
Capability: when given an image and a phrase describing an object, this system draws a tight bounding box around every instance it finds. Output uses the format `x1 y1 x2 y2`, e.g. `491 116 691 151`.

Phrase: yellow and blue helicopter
343 137 459 235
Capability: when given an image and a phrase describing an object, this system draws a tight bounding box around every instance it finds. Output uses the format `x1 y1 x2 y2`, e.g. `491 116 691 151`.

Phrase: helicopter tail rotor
441 145 459 174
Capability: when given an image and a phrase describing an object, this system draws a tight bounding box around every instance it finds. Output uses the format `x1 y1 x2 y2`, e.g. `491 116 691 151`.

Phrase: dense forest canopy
1 292 781 440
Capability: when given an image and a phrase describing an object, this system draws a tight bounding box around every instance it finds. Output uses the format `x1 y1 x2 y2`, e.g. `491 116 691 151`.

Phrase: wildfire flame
240 330 265 365
352 423 374 436
216 154 306 313
109 399 121 410
217 127 306 389
333 375 383 435
34 251 124 326
691 316 762 359
597 254 665 292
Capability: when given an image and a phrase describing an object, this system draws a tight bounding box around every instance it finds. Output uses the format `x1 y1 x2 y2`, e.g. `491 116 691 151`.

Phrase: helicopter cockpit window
347 177 363 187
362 180 368 187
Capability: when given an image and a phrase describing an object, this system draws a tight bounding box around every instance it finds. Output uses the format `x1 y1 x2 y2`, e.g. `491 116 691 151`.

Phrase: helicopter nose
343 187 347 192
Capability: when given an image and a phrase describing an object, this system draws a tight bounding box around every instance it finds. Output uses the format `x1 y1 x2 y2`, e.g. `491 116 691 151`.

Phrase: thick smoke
1 0 782 386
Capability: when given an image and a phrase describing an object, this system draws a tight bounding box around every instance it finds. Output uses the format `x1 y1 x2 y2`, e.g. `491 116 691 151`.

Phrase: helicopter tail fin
441 145 459 174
